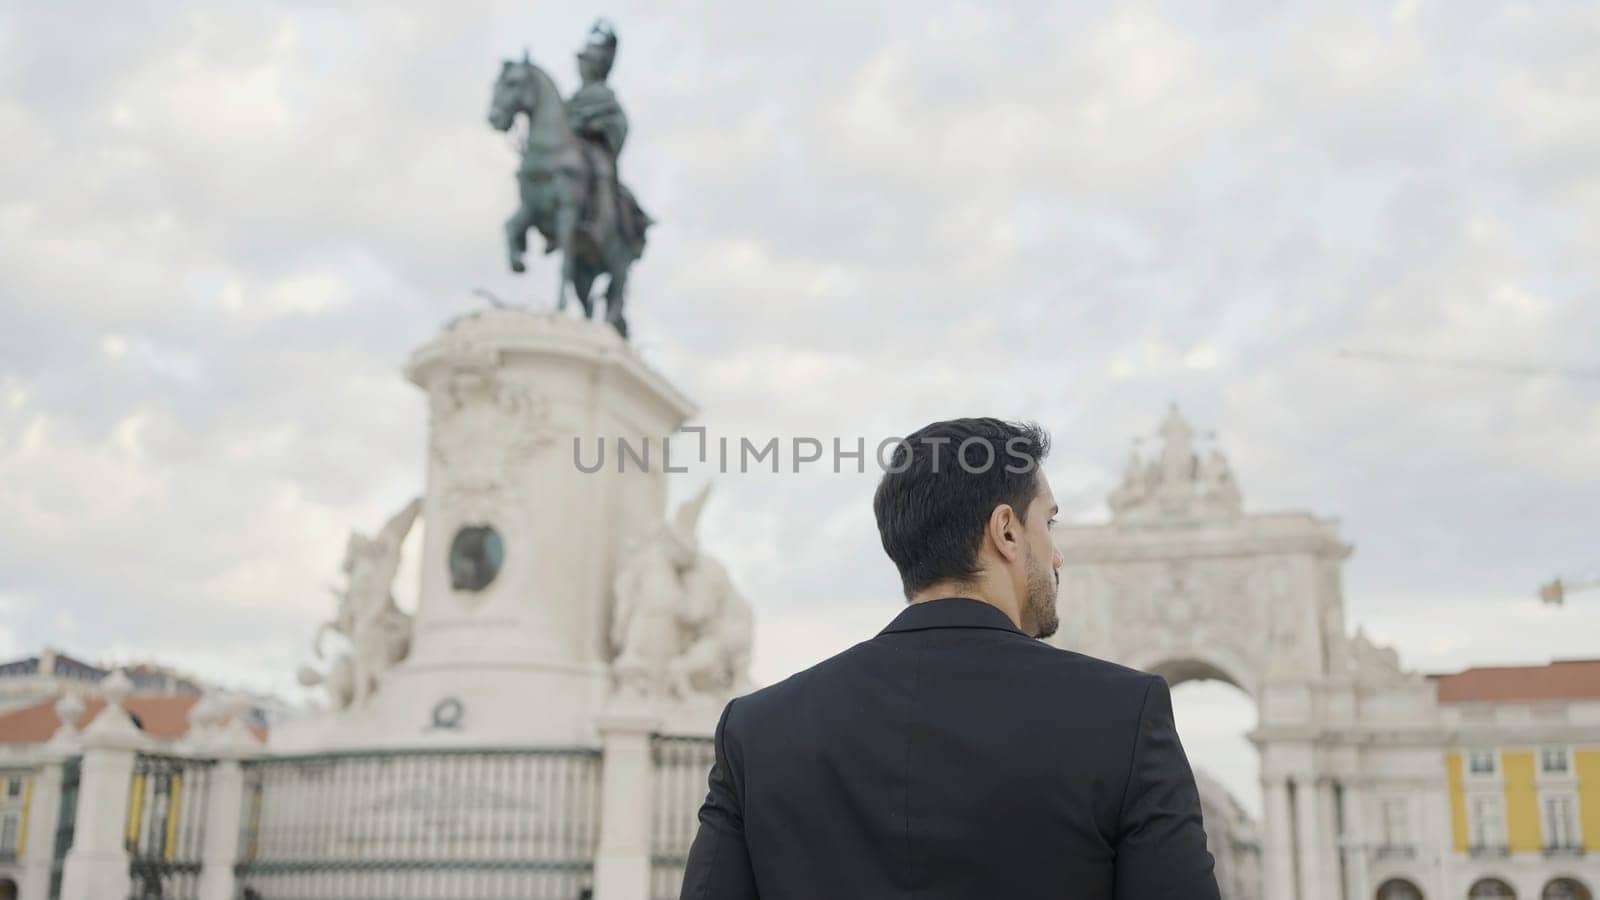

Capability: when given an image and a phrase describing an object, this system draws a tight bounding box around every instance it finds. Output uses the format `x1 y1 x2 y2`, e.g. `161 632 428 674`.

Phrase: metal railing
649 735 715 900
126 753 215 900
49 757 80 900
235 746 601 900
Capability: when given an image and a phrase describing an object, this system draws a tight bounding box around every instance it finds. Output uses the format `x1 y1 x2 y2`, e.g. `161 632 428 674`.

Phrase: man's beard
1023 545 1059 639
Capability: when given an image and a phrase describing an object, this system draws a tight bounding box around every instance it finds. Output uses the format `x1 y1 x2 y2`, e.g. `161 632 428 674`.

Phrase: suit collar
878 597 1026 636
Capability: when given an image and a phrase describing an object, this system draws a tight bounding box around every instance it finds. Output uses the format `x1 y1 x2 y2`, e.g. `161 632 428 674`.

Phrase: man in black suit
680 418 1219 899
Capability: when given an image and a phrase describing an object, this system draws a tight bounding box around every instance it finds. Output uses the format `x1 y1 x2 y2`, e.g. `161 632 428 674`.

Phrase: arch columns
1294 774 1330 900
1338 778 1370 900
1263 775 1298 899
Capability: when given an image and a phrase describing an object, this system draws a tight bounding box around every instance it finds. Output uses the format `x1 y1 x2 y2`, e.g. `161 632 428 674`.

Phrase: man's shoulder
1032 640 1153 678
725 633 1158 729
725 637 876 719
1002 638 1162 697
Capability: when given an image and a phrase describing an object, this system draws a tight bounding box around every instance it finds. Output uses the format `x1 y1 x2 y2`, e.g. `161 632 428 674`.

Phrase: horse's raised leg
504 205 533 274
553 206 577 313
573 263 598 321
604 263 629 338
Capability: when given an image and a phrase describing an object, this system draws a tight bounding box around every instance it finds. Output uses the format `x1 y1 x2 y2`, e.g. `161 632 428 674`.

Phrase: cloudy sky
3 0 1598 814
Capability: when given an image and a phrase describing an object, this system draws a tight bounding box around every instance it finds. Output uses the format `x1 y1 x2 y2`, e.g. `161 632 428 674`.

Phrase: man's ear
986 503 1023 564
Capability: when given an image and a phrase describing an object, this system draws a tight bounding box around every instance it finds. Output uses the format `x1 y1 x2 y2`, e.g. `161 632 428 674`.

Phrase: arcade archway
1376 878 1424 900
1543 879 1592 900
1469 879 1517 899
1145 655 1259 814
1158 657 1261 900
1144 654 1256 699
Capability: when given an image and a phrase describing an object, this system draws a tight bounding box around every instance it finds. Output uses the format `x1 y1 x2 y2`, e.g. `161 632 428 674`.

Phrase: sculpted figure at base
609 485 753 702
671 554 754 697
609 499 696 697
297 497 422 708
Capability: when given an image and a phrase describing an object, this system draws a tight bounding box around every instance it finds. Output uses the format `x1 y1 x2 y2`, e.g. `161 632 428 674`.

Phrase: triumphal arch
1052 407 1439 900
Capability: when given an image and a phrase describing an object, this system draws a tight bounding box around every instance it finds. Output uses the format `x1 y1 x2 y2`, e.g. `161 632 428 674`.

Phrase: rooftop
1429 658 1600 704
0 694 268 744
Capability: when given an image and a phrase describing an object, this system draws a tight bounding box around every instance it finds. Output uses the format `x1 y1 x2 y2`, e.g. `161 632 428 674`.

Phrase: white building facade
1053 406 1600 900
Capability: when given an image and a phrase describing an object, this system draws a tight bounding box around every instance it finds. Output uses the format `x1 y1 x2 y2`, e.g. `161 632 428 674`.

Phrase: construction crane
1339 348 1599 607
1336 348 1600 382
1539 575 1600 606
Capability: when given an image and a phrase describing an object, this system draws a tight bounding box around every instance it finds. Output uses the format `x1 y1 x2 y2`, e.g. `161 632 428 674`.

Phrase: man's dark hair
873 418 1050 598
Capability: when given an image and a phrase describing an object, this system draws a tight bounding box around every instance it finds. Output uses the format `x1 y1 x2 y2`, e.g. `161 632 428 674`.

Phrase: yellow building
1411 659 1600 900
0 767 31 900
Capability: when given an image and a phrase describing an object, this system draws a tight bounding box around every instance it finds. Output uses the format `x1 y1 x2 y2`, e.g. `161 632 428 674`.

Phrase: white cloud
0 592 38 661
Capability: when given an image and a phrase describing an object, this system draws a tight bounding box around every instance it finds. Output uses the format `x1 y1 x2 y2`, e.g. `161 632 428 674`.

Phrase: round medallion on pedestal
448 525 505 592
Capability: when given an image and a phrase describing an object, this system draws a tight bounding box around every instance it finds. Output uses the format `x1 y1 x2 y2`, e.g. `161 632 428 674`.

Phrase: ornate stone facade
272 310 739 750
1055 408 1600 900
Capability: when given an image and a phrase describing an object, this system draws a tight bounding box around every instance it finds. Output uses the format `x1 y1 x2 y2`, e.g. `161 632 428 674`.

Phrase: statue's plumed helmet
577 19 618 78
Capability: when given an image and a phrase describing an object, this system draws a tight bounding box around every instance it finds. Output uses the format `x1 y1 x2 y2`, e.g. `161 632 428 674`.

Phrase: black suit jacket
679 597 1220 899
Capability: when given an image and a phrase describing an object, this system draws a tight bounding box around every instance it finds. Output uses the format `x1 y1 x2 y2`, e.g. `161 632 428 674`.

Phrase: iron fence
649 735 715 900
126 753 215 900
235 746 601 900
49 757 80 900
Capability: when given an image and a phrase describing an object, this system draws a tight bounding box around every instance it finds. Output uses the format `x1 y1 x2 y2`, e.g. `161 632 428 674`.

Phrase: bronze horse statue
488 55 650 337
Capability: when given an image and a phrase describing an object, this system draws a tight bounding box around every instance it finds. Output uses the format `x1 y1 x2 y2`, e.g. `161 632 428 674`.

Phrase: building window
0 811 18 856
1468 749 1499 776
1380 797 1410 846
1469 793 1507 850
3 776 20 799
1540 747 1571 776
1543 793 1581 850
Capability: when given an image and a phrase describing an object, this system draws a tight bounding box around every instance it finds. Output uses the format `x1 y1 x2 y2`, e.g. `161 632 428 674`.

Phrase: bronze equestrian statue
488 20 652 338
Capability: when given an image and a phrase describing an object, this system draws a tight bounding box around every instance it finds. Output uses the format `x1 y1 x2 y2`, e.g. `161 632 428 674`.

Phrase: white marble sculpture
1347 625 1421 686
298 497 422 708
609 485 753 702
1107 404 1242 520
670 554 754 698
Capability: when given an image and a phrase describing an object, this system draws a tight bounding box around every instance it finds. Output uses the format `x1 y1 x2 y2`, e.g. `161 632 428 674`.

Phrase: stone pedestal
195 740 254 900
274 311 696 750
17 753 66 900
58 708 147 900
592 709 663 900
